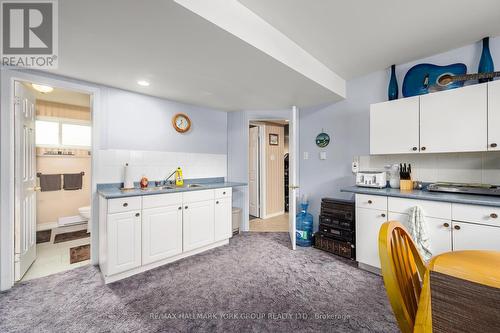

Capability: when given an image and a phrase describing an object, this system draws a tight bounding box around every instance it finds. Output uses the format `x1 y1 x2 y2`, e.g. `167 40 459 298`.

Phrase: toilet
78 206 91 233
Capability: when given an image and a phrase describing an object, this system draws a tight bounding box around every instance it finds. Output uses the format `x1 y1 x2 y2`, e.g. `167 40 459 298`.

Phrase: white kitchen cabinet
355 206 388 269
488 80 500 151
183 200 215 252
370 96 420 155
107 210 142 275
214 197 232 242
388 212 452 256
420 84 487 153
452 221 500 251
142 205 183 265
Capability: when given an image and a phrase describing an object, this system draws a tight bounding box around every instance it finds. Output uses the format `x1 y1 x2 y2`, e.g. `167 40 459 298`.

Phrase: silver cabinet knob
381 213 386 218
454 225 461 230
491 143 498 148
135 213 140 217
412 147 418 151
443 223 450 228
490 213 498 219
123 203 128 207
421 146 426 151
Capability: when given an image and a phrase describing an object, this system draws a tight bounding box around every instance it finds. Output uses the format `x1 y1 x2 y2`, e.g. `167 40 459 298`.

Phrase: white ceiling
49 0 343 111
238 0 500 79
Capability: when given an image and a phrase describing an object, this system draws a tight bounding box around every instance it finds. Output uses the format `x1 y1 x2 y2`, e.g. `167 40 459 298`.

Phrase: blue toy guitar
402 63 500 97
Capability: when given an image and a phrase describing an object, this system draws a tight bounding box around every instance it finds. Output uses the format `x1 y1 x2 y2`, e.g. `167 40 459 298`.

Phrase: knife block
400 180 413 191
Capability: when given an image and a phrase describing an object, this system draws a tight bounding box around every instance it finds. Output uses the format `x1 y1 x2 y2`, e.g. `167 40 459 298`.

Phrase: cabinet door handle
216 201 219 204
491 143 498 148
185 206 188 209
490 213 498 219
135 213 140 217
123 203 128 207
367 200 373 204
381 213 386 218
412 147 418 151
178 207 182 210
443 222 450 228
421 146 426 151
454 225 461 230
223 191 226 195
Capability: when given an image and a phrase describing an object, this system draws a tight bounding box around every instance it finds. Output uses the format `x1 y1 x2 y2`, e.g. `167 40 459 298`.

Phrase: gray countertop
98 178 247 199
341 186 500 207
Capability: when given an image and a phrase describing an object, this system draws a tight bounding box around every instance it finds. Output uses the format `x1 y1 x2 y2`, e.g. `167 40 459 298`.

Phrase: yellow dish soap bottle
175 167 184 187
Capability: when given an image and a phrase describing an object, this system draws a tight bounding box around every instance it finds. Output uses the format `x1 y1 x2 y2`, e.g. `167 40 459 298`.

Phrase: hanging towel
63 173 83 190
408 206 432 261
39 174 61 192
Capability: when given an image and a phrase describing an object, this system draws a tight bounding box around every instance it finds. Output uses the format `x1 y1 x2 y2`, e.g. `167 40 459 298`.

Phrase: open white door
248 126 259 217
289 106 299 250
14 81 37 281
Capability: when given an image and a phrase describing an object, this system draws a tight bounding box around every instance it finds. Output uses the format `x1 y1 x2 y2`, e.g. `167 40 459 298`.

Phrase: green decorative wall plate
315 132 330 148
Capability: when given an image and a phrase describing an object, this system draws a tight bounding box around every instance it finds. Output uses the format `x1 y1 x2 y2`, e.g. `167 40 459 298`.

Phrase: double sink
137 183 204 192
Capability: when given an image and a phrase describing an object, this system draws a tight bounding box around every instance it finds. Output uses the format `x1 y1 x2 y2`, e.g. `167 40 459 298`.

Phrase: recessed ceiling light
137 80 150 87
32 83 54 93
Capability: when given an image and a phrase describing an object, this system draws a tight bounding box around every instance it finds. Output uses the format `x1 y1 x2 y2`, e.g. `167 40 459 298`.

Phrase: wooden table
414 251 500 333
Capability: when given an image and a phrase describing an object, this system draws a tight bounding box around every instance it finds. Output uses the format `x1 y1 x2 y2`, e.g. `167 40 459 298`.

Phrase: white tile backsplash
95 149 227 184
359 152 500 184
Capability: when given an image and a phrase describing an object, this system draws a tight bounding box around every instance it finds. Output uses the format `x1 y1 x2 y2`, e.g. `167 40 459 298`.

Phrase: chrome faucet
164 170 177 185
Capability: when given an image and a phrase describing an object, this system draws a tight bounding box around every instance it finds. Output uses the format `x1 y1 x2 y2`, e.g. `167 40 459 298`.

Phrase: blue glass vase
388 64 398 100
478 37 494 83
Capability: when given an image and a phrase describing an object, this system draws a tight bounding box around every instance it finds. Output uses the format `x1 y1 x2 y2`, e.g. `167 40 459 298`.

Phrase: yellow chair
379 221 428 333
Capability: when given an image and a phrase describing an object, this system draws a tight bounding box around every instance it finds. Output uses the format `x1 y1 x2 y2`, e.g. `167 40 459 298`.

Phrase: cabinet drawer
215 187 232 199
355 194 387 211
108 196 142 214
183 189 214 203
142 193 182 209
452 204 500 227
388 197 451 219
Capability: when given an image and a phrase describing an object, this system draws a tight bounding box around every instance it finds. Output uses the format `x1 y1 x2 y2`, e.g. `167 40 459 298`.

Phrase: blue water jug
296 202 313 247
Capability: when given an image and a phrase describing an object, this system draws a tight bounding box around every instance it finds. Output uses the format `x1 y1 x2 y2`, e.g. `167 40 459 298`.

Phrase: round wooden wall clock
172 113 191 133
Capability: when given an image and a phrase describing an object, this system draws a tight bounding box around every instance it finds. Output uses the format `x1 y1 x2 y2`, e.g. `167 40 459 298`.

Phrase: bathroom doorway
14 81 93 281
248 120 289 232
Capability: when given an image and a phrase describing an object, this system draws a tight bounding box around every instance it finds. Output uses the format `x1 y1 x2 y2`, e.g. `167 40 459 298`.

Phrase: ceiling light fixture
32 83 54 93
137 80 150 87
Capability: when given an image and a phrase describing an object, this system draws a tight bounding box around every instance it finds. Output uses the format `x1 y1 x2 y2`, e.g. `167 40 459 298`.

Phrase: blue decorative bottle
388 64 398 100
478 37 494 83
296 198 313 247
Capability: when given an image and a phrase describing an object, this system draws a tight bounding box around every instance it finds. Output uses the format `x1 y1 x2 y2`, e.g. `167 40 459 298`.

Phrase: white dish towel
408 206 432 261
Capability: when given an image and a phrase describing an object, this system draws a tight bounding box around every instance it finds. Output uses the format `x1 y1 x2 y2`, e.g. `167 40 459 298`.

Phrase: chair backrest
379 221 427 333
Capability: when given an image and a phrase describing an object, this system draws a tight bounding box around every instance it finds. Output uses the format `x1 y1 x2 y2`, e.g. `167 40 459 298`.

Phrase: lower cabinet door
142 205 183 265
356 207 387 269
214 197 231 242
183 200 215 252
107 211 142 275
389 212 452 256
452 221 500 251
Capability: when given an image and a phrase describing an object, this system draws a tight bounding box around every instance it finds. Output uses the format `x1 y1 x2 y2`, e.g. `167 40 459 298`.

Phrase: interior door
248 126 259 217
289 107 298 250
14 81 37 281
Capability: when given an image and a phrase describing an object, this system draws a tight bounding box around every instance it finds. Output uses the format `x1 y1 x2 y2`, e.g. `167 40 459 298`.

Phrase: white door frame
248 125 260 218
0 69 102 291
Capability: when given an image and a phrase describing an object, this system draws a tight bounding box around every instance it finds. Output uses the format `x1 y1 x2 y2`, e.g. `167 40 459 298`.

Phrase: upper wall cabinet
420 84 487 153
370 96 420 155
370 83 490 155
488 80 500 151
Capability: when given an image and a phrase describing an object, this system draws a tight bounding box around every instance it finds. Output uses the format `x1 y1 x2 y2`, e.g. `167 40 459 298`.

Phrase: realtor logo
1 0 58 68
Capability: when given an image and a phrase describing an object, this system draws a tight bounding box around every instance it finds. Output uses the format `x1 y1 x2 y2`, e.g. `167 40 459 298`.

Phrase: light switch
320 152 327 160
303 152 309 160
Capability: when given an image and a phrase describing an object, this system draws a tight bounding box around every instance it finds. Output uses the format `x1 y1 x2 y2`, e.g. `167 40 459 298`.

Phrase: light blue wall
300 37 500 227
103 87 227 154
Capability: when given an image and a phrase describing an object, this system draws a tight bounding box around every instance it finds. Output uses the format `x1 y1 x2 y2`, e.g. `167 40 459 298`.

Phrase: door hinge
14 96 21 106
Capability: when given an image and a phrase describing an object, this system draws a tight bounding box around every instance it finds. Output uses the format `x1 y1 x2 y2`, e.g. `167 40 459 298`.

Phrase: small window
61 123 91 147
35 120 59 146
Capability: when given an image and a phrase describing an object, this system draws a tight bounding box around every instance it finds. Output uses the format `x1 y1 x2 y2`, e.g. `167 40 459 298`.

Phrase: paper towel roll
124 163 134 189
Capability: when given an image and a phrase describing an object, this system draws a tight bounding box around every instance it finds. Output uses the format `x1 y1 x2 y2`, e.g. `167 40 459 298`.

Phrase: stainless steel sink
140 185 174 192
186 184 204 188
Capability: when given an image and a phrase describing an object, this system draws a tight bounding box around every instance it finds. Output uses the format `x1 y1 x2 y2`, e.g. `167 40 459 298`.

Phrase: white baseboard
37 222 58 231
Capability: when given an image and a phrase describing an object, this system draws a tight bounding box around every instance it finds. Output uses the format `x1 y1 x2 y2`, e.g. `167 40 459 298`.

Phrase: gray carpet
0 233 398 333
